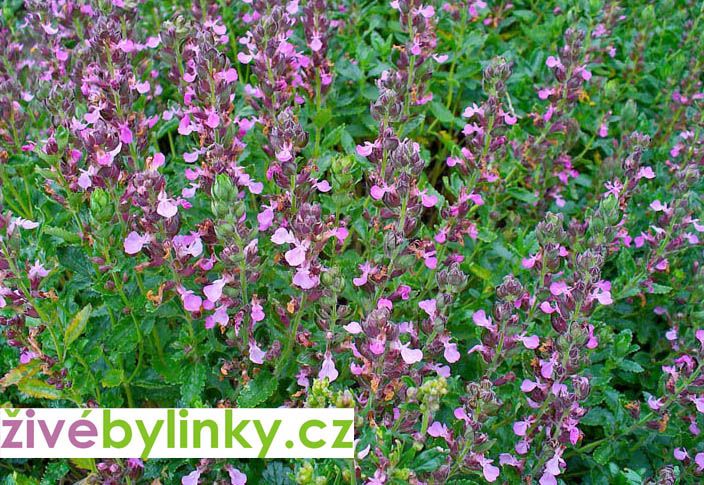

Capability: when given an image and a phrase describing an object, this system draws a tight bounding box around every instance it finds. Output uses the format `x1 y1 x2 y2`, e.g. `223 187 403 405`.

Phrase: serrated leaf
593 443 613 465
581 407 615 427
18 379 63 400
70 458 96 471
322 124 346 149
64 304 92 349
262 462 294 485
101 369 124 388
430 101 455 124
11 473 39 485
180 361 206 406
506 187 539 204
619 360 644 373
413 448 447 473
0 360 42 389
312 107 333 128
44 226 82 244
469 263 492 282
40 461 69 485
237 370 277 407
649 283 672 294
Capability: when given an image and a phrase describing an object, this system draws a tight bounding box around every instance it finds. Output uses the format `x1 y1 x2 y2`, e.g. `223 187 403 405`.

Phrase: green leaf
64 304 92 349
593 443 613 465
312 108 333 129
413 448 447 473
101 369 124 388
506 187 539 204
430 101 455 124
649 283 672 294
180 361 206 406
0 360 42 389
40 461 69 485
70 458 96 471
619 360 644 373
469 263 492 282
43 226 82 244
18 379 63 400
237 370 278 407
262 462 295 485
581 407 615 427
322 124 346 149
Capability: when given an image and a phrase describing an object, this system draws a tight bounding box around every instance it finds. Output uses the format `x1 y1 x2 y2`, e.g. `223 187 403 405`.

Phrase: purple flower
319 351 339 382
124 232 149 255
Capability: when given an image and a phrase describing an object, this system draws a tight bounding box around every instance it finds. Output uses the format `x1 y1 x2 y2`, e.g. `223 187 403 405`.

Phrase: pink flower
20 350 37 364
271 227 296 245
356 141 375 156
178 115 195 136
427 421 449 439
538 87 553 99
598 123 608 138
419 190 438 208
472 309 494 330
258 208 275 231
513 419 530 436
96 143 122 166
319 351 339 382
650 200 668 212
226 466 247 485
157 192 178 218
310 34 323 52
441 336 461 363
647 396 664 411
150 152 165 170
419 299 437 317
249 341 267 364
344 321 363 334
417 5 435 17
353 262 373 286
184 150 200 163
695 452 704 472
28 261 49 280
292 267 319 289
591 286 613 305
119 123 133 144
251 300 265 322
135 81 150 94
674 448 688 460
476 455 500 482
205 306 228 329
519 335 540 349
370 184 393 200
549 281 570 296
285 243 308 267
543 448 565 480
546 56 563 70
124 232 149 255
204 278 227 303
206 111 220 128
182 470 201 485
522 253 540 269
691 395 704 413
399 342 423 364
499 453 521 467
181 291 202 313
462 103 484 118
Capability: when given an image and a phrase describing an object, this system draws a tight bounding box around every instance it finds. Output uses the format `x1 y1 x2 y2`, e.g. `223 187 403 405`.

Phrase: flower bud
90 188 112 222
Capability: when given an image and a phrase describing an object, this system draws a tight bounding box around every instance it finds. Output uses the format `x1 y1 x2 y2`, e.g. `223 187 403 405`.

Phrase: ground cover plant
1 0 703 483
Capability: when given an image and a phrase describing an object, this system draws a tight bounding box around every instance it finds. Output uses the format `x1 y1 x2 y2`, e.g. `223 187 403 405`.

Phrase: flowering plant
1 0 703 484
